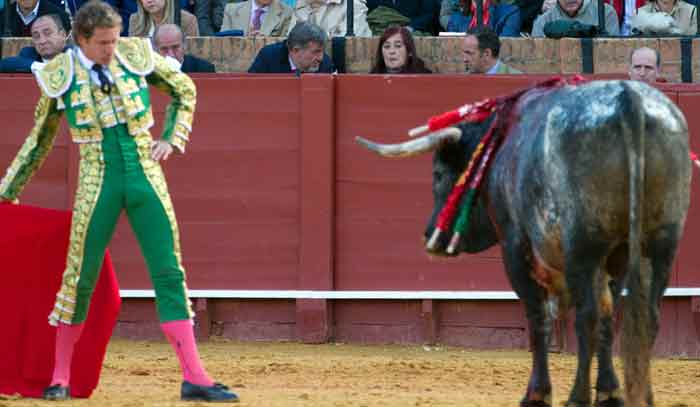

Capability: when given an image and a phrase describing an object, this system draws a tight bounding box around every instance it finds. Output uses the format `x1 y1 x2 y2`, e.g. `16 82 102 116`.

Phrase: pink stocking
50 323 84 387
160 320 214 386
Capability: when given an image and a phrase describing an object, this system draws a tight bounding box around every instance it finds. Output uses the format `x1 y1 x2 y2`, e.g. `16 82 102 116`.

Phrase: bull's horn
355 127 462 158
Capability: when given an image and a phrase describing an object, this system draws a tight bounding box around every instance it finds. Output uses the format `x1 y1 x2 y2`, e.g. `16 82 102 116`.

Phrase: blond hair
130 0 177 37
73 0 122 40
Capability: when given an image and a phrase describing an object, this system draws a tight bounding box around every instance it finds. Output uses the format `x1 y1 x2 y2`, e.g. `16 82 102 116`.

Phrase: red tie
253 8 264 31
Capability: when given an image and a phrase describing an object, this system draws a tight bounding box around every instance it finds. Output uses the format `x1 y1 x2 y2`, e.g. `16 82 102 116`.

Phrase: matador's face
77 26 121 66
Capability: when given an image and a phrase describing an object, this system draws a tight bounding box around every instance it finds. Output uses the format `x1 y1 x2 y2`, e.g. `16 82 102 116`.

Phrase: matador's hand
151 140 174 161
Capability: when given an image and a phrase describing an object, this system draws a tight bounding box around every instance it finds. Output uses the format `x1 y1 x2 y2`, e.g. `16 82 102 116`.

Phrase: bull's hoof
520 400 551 407
595 398 623 407
595 389 624 407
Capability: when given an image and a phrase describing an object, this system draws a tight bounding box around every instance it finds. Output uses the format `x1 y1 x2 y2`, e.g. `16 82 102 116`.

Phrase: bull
357 80 691 407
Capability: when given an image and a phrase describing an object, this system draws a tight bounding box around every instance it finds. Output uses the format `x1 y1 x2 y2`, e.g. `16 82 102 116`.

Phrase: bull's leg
500 235 552 407
595 276 624 407
642 224 681 407
565 248 608 407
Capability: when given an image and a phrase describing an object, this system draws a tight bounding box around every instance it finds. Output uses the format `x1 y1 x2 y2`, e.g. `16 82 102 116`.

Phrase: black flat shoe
181 380 239 402
43 384 70 401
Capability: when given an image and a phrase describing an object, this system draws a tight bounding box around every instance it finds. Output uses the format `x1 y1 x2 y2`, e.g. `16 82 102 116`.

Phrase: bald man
628 47 661 84
153 24 216 73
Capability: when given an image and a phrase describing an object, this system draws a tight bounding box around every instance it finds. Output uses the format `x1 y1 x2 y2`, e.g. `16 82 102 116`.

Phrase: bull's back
490 80 691 263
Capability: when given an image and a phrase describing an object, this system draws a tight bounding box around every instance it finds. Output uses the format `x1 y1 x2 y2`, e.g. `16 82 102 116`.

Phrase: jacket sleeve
0 56 34 73
248 48 271 73
146 52 197 154
195 0 216 35
352 0 373 37
409 0 437 33
0 95 63 202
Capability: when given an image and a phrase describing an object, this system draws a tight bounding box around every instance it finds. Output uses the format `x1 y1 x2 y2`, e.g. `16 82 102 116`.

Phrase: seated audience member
0 13 67 72
485 0 522 37
463 26 521 74
440 0 520 35
195 0 226 34
634 0 697 35
289 0 372 37
439 0 469 32
129 0 199 37
0 0 70 37
366 0 437 35
248 21 334 73
220 0 292 36
608 0 645 35
153 23 215 72
370 25 431 73
628 46 664 83
532 0 619 37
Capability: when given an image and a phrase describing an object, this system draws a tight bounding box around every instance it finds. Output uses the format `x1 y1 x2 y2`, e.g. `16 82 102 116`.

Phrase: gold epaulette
115 37 155 76
34 49 74 98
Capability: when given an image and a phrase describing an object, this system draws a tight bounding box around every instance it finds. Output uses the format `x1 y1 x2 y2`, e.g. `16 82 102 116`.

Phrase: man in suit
462 26 522 74
220 0 292 36
153 23 215 73
0 13 67 73
248 21 334 73
0 0 70 36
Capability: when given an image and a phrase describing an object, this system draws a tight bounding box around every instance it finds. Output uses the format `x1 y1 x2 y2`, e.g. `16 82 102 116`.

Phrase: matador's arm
146 51 197 154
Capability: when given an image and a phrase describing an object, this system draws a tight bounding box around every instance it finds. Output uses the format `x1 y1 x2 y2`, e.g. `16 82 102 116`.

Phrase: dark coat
0 46 41 73
181 54 216 73
248 41 334 74
366 0 437 33
1 0 71 36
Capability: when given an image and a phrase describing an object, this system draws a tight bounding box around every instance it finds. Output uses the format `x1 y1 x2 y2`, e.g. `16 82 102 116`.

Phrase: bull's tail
620 81 650 407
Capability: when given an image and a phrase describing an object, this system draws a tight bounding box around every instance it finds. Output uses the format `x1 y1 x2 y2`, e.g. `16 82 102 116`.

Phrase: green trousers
70 124 191 323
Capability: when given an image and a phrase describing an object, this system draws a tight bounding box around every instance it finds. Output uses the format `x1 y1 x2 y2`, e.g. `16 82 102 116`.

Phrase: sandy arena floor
1 339 699 407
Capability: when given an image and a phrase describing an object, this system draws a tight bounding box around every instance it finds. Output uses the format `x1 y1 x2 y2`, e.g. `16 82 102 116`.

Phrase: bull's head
356 121 499 256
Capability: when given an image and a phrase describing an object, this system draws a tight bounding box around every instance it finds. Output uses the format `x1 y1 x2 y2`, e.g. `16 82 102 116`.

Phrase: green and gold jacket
0 37 196 202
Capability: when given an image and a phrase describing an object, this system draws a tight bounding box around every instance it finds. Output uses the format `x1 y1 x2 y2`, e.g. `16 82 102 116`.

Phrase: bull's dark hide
426 80 691 407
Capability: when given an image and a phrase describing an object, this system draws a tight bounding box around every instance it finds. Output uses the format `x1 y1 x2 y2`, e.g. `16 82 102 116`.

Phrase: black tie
92 64 112 94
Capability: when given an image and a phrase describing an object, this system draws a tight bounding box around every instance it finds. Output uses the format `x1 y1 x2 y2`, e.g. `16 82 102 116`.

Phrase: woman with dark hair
370 25 432 74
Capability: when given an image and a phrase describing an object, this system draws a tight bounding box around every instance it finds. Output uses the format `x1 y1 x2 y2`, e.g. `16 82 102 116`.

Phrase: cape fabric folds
0 204 120 398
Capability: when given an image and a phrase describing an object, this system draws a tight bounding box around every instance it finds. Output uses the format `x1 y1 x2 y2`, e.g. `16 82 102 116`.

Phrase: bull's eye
433 171 443 184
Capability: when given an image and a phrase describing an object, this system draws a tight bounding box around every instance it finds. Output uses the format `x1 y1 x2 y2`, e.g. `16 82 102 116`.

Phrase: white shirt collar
288 55 297 71
486 60 501 75
76 46 114 85
16 0 41 26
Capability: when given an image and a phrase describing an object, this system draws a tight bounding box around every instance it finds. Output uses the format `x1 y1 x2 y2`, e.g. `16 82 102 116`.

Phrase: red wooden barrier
1 74 699 355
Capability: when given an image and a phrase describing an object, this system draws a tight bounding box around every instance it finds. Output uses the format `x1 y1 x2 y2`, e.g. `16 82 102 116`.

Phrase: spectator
289 0 372 37
153 23 215 72
194 0 225 34
463 26 521 74
439 0 469 32
0 0 70 36
129 0 199 37
628 46 663 83
220 0 292 36
248 21 334 73
485 0 522 36
370 25 431 73
532 0 619 37
634 0 697 35
0 13 67 72
608 0 645 35
366 0 437 35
